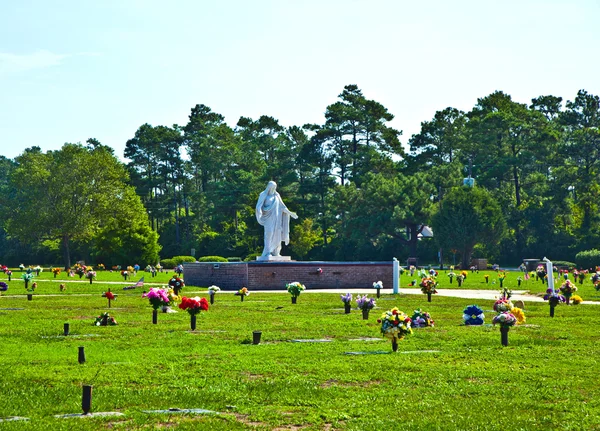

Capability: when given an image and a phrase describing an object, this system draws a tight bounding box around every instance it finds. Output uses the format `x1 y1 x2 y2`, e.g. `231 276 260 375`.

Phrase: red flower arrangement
178 296 209 315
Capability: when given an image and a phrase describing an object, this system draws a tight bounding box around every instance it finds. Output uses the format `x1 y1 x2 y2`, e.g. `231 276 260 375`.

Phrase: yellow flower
510 307 526 324
571 295 583 305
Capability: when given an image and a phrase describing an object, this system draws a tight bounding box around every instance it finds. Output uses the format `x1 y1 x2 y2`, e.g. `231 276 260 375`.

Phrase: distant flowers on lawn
208 285 221 295
168 276 185 293
103 291 116 301
559 280 577 297
373 280 383 290
571 294 583 305
236 287 249 296
52 268 61 276
0 282 8 292
419 277 438 295
493 298 513 313
543 287 566 304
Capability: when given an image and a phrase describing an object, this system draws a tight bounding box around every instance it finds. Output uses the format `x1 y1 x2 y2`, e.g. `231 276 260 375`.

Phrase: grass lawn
0 270 599 430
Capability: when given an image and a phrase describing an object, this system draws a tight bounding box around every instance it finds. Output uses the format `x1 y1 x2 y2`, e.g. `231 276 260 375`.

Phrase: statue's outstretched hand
290 212 298 220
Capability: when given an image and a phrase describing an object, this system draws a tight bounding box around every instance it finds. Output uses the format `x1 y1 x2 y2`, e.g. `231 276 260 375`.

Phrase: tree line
0 85 598 268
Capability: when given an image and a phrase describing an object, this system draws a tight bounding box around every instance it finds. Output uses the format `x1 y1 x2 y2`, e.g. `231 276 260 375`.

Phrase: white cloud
0 50 69 75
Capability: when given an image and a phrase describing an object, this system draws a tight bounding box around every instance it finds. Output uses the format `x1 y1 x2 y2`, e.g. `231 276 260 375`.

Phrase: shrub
159 256 196 268
197 256 228 263
552 260 576 270
227 257 242 262
575 249 600 270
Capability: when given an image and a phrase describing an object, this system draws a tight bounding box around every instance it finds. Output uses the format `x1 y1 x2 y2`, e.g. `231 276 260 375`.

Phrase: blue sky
1 0 599 161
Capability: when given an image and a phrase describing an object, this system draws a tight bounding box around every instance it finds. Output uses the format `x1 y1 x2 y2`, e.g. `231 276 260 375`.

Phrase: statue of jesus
255 181 298 259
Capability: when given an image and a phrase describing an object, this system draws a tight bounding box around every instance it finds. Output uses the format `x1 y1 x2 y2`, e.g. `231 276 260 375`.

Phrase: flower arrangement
59 283 66 292
168 276 185 294
22 272 35 291
134 264 140 272
447 272 456 283
409 280 417 286
571 294 583 305
52 267 61 277
499 286 512 300
121 270 129 279
286 282 306 298
516 276 523 286
460 270 468 279
175 264 184 275
379 307 412 341
74 264 86 279
340 292 353 304
484 274 489 283
463 305 485 325
86 270 96 283
208 285 220 295
127 265 134 273
510 307 526 324
399 266 405 274
411 308 434 328
409 265 416 275
112 265 121 271
577 269 587 284
0 281 8 294
143 287 170 310
492 312 517 328
166 287 181 305
498 272 506 287
178 296 209 315
373 280 383 290
536 264 547 281
419 277 438 295
493 298 513 313
6 270 12 280
236 287 249 296
94 312 117 326
543 287 566 305
103 291 116 301
559 279 577 297
19 263 25 271
356 294 376 311
456 274 465 287
96 263 105 271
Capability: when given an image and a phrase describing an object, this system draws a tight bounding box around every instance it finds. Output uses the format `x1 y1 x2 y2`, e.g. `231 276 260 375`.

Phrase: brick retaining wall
183 261 394 291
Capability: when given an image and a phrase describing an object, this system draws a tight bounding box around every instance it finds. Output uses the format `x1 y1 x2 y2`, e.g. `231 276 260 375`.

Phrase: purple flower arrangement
340 292 353 304
355 295 376 311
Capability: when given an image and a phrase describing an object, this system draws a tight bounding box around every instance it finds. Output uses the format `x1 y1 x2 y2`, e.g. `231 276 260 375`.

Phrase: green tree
430 186 506 269
289 218 323 260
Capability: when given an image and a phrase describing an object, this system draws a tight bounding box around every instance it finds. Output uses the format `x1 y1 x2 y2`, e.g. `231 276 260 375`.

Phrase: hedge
575 249 600 270
197 256 228 263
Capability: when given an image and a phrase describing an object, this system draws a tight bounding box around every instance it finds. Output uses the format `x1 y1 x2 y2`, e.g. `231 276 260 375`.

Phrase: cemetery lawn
1 277 599 430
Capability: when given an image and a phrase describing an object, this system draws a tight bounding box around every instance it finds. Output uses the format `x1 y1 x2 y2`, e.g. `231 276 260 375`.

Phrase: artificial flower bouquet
543 288 566 306
492 312 517 328
340 292 352 304
178 296 209 315
419 277 438 295
143 287 170 310
0 281 8 294
236 287 249 296
168 276 185 294
559 279 577 297
447 272 456 283
86 270 96 282
536 264 547 281
208 285 221 295
411 308 434 328
52 267 61 277
74 264 86 279
463 305 485 325
493 298 513 313
102 291 116 301
379 307 412 341
166 287 181 305
286 282 306 298
94 312 117 326
355 294 376 311
373 280 383 290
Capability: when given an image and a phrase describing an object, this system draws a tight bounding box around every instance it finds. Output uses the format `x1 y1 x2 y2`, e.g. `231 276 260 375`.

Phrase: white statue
256 181 298 259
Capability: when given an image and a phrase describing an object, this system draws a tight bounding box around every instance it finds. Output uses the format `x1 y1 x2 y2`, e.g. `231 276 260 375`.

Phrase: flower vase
518 280 521 287
565 295 571 305
252 331 262 344
241 295 244 302
362 309 369 320
54 274 57 278
427 292 432 303
8 275 11 281
291 296 297 304
458 280 462 287
210 293 214 305
500 280 503 288
152 309 158 324
500 326 509 346
190 314 196 331
450 278 453 284
376 288 380 298
344 303 351 314
82 385 93 414
174 288 180 296
392 338 398 352
89 278 93 284
27 293 32 301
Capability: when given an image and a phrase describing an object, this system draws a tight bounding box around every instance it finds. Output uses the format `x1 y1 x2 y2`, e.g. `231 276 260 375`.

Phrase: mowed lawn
0 269 599 430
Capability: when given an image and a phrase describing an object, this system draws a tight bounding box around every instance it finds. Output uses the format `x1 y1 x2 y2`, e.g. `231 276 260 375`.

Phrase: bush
197 256 228 263
552 260 576 270
575 249 600 270
227 257 242 262
159 256 196 269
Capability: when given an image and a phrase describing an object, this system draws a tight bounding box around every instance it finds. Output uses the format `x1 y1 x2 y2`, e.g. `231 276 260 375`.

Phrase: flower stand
344 303 351 314
210 293 214 305
152 309 158 324
391 339 398 352
500 326 509 346
190 314 196 331
362 309 369 320
253 331 262 345
376 288 381 298
427 292 432 302
291 296 297 304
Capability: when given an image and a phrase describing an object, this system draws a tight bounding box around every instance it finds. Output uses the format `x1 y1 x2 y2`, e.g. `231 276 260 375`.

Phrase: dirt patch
320 379 382 389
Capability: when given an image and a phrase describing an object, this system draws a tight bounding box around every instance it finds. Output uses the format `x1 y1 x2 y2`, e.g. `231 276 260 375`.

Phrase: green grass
1 271 599 430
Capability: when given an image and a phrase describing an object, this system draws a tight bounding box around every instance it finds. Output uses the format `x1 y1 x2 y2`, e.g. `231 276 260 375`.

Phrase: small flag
123 277 144 290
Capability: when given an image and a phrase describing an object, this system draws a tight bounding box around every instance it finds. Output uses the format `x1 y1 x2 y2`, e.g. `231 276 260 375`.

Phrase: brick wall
184 261 393 291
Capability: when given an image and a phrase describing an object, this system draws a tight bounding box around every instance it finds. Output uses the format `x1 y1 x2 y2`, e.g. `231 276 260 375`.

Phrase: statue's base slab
255 255 292 262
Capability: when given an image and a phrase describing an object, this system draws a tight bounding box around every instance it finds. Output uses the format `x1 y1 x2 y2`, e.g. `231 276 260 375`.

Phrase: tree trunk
62 235 71 269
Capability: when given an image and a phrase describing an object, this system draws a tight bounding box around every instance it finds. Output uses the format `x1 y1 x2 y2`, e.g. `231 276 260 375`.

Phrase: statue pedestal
255 255 292 262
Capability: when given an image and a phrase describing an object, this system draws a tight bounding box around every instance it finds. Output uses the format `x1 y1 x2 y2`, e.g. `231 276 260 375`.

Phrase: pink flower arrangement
143 287 170 310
